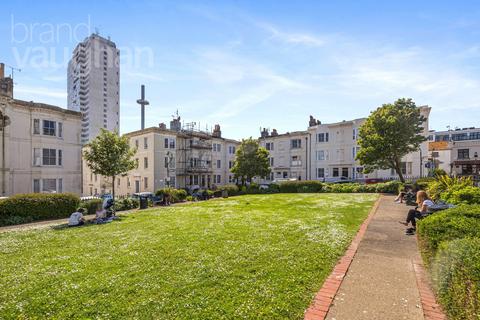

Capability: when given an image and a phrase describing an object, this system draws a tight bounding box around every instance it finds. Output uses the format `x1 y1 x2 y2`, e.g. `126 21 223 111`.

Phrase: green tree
356 98 426 183
83 129 137 199
231 138 271 185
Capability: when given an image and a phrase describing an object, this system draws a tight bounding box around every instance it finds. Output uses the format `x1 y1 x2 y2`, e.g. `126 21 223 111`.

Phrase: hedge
114 198 139 211
0 193 80 227
440 185 480 205
277 180 324 193
432 238 480 320
80 199 103 215
417 205 480 265
155 188 188 203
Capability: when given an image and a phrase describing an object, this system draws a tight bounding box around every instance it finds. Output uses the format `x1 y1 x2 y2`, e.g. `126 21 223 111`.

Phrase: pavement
325 195 425 320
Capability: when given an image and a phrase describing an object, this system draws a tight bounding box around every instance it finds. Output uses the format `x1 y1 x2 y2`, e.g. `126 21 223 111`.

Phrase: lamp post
0 108 11 195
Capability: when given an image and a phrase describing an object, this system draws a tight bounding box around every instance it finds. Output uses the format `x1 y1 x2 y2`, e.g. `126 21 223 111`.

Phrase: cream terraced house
258 106 431 182
83 120 239 196
0 66 82 196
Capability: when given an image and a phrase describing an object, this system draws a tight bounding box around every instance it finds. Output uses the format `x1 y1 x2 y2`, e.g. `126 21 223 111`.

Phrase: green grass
0 193 377 319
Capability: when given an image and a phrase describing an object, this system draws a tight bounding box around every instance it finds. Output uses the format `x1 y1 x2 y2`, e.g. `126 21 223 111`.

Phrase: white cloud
258 23 326 47
15 85 67 99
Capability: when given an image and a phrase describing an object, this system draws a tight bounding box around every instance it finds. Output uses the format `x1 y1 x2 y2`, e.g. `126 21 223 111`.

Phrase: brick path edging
304 196 382 320
413 258 447 320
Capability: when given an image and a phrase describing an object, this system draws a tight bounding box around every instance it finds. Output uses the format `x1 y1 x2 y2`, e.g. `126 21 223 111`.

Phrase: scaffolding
177 121 214 189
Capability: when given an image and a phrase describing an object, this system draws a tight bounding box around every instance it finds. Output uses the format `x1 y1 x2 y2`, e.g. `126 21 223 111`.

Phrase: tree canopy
356 98 426 182
231 138 271 185
83 129 137 198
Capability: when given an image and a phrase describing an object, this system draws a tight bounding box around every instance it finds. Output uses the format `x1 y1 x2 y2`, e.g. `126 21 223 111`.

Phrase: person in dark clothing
399 190 434 235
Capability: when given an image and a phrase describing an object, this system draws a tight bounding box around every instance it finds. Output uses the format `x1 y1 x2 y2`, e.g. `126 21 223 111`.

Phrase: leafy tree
83 129 137 199
356 98 426 183
231 138 271 185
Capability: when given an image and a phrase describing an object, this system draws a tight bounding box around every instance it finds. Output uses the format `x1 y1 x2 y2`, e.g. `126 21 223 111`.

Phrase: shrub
432 238 480 320
278 180 324 193
80 198 103 215
440 186 480 205
374 180 403 194
0 193 80 226
155 188 187 203
114 198 139 211
428 175 473 201
417 205 480 264
173 189 188 202
186 195 194 202
218 184 239 196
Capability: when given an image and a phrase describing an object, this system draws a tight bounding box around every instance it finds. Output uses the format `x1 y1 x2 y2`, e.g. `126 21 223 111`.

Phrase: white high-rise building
68 34 120 144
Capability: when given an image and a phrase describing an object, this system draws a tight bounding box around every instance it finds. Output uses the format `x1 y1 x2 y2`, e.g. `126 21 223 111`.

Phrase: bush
278 180 324 193
217 184 239 196
432 238 480 320
80 199 103 215
374 180 403 194
155 188 187 203
0 193 80 227
186 195 194 202
428 175 473 201
417 205 480 264
114 198 139 211
440 186 480 205
173 189 188 202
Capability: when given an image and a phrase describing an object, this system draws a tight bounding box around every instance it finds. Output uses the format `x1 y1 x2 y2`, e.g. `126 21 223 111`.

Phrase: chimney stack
0 63 4 79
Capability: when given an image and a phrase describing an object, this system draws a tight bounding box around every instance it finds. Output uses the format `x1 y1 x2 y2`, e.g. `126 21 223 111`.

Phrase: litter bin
139 196 148 209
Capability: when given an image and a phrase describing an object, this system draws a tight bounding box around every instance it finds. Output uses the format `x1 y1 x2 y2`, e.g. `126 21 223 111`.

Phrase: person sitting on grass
68 208 86 227
95 204 106 223
399 190 434 235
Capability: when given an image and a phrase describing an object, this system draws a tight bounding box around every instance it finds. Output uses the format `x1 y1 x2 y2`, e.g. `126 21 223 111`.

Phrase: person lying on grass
399 190 433 235
68 208 86 227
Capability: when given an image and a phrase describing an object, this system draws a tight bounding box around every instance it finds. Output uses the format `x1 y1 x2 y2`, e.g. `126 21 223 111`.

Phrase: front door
135 180 140 193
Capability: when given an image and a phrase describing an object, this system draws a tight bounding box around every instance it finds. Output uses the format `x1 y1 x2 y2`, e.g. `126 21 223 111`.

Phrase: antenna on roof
6 64 21 84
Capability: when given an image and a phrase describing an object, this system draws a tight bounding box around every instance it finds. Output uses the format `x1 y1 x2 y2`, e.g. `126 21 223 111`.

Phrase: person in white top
399 190 433 234
68 208 85 227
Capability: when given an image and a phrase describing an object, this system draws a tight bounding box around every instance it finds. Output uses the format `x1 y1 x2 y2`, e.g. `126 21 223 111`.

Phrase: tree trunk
112 176 116 200
394 160 405 183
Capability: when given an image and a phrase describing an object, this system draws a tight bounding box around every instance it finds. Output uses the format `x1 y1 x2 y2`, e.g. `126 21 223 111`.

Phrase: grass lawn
0 193 377 319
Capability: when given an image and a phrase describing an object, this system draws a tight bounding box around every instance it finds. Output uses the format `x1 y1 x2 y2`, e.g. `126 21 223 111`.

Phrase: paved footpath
325 195 425 320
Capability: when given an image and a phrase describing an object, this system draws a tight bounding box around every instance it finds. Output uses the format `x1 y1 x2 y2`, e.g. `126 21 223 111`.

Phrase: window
317 168 325 178
229 161 233 169
352 147 356 159
169 139 175 149
269 157 274 166
164 138 169 148
291 156 301 166
342 168 349 178
135 139 139 148
352 129 356 140
317 150 325 161
43 120 56 136
291 139 301 149
213 143 221 152
127 177 131 187
42 149 57 165
58 178 63 193
333 168 339 177
458 149 469 159
33 179 40 193
229 146 236 154
58 122 63 138
165 157 168 168
144 157 148 169
144 177 148 189
216 175 221 183
42 179 57 193
144 137 148 149
217 160 221 169
266 142 274 151
283 171 288 178
58 150 63 166
33 119 40 134
33 148 41 166
317 133 329 142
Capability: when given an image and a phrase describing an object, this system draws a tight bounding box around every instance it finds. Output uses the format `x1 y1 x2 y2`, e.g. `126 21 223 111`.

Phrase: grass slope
0 193 377 319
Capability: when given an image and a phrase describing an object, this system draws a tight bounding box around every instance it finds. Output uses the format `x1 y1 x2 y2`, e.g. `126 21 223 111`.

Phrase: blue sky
1 0 480 139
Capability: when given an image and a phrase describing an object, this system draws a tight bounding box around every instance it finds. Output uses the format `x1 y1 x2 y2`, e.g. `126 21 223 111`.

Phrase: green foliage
83 129 137 198
413 177 434 191
80 199 103 215
114 198 139 211
186 195 194 202
417 205 480 264
356 98 427 182
0 193 80 226
432 168 448 177
217 184 239 196
440 186 480 205
278 180 324 193
155 188 187 203
231 138 271 184
432 238 480 320
427 175 473 201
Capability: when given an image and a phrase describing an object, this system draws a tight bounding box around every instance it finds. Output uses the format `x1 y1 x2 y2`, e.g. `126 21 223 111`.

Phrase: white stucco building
68 34 120 144
0 64 82 196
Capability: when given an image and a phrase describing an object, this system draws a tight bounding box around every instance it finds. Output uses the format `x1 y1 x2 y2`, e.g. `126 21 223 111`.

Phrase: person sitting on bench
394 185 414 204
399 190 433 235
